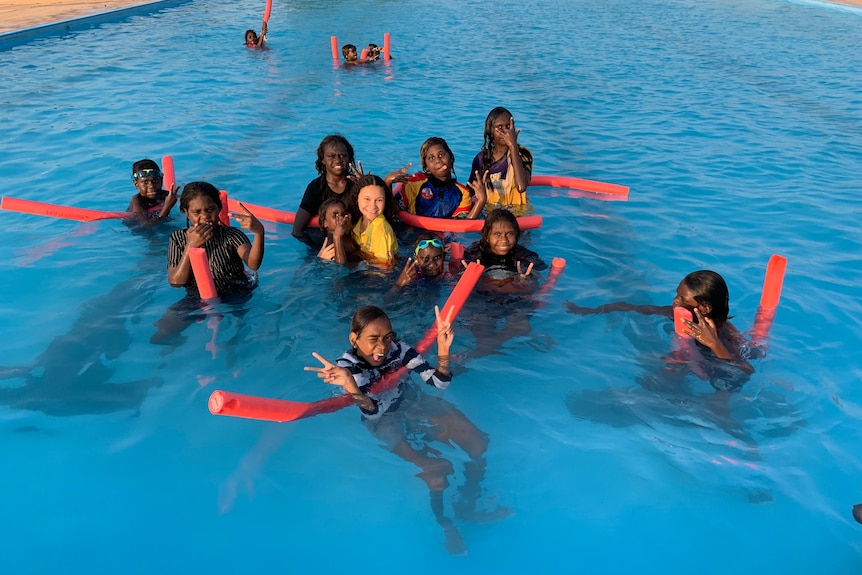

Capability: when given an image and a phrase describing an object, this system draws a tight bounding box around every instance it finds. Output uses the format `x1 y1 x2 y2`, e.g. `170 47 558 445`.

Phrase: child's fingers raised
311 351 334 368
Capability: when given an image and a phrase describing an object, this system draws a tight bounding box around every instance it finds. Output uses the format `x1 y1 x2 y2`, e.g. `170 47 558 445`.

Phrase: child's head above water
179 181 222 224
132 158 163 198
245 29 259 45
367 43 380 61
342 44 358 62
318 198 350 234
413 233 445 277
483 106 514 148
419 137 456 181
349 305 394 366
315 134 355 176
675 270 730 324
353 174 394 224
479 208 520 257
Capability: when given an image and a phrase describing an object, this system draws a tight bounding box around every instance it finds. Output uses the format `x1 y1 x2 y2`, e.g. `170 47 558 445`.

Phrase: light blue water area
1 0 861 571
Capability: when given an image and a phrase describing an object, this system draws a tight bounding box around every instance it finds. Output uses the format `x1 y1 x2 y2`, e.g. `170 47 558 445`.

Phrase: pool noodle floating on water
397 210 542 233
188 247 218 300
1 196 132 222
383 32 391 61
330 36 338 60
529 175 629 197
208 262 485 423
226 198 320 227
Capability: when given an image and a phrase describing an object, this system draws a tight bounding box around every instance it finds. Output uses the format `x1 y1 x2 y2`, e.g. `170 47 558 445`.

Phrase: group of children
341 42 383 64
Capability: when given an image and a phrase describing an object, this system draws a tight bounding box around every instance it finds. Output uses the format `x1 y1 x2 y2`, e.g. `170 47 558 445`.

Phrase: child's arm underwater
565 300 672 317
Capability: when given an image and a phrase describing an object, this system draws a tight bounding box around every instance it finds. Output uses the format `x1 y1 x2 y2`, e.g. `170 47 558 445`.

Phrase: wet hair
367 43 380 60
315 134 355 175
682 270 730 324
132 158 160 174
179 181 222 214
419 136 456 179
350 305 390 338
352 173 397 223
245 30 257 43
481 106 513 169
342 44 357 57
478 208 520 253
318 198 348 231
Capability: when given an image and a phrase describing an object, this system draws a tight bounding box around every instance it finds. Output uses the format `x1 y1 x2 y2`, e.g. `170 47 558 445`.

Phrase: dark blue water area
1 0 861 572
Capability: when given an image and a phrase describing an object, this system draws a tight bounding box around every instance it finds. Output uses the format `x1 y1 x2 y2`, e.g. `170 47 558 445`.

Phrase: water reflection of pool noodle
208 262 485 423
188 247 218 300
398 210 542 233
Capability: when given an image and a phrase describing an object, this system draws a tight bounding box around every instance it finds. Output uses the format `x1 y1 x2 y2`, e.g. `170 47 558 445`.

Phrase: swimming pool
1 0 861 571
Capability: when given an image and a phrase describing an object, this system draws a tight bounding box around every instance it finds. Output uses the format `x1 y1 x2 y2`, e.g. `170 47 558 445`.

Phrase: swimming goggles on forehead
132 169 163 181
414 238 443 254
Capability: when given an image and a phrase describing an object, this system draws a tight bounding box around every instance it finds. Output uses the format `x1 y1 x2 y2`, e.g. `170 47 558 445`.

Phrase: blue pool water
1 0 861 571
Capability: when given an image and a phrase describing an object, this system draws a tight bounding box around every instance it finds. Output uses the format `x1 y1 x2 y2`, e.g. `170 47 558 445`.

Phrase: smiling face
415 245 444 277
184 195 219 225
134 174 163 199
322 142 349 177
350 316 394 366
357 184 386 223
487 220 517 256
423 143 452 180
246 31 258 45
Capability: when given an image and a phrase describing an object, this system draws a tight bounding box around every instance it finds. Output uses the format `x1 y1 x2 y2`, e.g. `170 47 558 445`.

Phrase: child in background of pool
305 305 508 555
468 107 533 210
342 43 364 64
351 174 398 268
293 134 358 247
245 21 267 48
127 158 177 225
167 182 265 298
317 198 360 265
366 43 380 61
564 270 754 381
397 137 487 220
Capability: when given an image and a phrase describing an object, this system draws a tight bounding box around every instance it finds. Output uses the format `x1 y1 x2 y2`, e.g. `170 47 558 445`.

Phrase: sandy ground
1 0 860 35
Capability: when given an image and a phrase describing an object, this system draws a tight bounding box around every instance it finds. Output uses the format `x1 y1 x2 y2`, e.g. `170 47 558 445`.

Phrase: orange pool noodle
188 247 218 300
161 155 175 193
448 241 465 262
383 32 391 60
760 254 787 308
529 175 629 197
673 306 693 338
331 36 338 60
1 196 132 221
263 0 272 22
218 191 231 226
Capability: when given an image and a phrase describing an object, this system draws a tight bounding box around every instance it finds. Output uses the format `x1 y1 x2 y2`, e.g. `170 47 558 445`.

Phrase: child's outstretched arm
232 203 265 270
565 301 672 317
305 352 376 411
435 305 454 376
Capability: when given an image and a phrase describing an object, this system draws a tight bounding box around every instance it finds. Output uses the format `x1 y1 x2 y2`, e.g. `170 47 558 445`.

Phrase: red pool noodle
1 196 132 221
383 32 391 60
448 241 465 262
331 36 338 60
209 262 485 423
218 191 231 226
751 254 787 342
161 155 175 193
188 247 218 300
529 175 629 197
360 48 369 60
397 209 542 233
226 197 320 227
263 0 272 22
673 306 693 338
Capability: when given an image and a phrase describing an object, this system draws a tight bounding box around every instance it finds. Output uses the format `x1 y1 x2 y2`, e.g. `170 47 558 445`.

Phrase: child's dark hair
179 182 222 213
682 270 730 324
419 136 456 179
481 106 513 168
350 305 390 337
315 134 355 175
478 208 520 253
132 158 160 174
352 174 397 223
341 44 357 57
318 198 348 231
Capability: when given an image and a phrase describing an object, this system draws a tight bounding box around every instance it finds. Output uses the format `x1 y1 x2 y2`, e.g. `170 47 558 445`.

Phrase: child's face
246 31 258 44
350 316 394 366
344 47 357 61
322 204 348 234
185 196 220 225
357 185 386 222
133 173 163 199
487 220 517 256
491 113 513 146
423 143 452 180
673 281 707 318
322 143 349 177
415 245 444 277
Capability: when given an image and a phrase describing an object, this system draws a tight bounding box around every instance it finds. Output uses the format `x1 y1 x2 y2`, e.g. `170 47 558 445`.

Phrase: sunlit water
1 0 861 571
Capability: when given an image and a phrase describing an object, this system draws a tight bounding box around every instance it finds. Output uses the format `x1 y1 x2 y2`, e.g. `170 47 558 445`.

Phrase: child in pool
468 107 533 209
393 233 460 289
305 305 508 554
317 198 361 265
126 158 177 225
167 181 265 298
464 208 546 288
396 137 487 220
366 43 381 61
245 21 267 48
342 43 364 64
351 174 398 268
293 134 359 246
564 270 754 377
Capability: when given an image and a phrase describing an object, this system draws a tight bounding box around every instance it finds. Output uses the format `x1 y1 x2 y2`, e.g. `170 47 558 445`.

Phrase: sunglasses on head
132 168 163 181
414 238 443 254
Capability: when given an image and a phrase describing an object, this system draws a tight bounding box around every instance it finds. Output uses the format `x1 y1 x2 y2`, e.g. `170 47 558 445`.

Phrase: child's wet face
416 246 444 277
491 113 513 145
673 281 706 318
246 31 257 44
185 196 219 225
134 175 162 199
423 143 452 180
323 204 348 234
357 185 386 222
322 143 349 176
345 47 357 61
487 221 517 256
351 317 394 366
